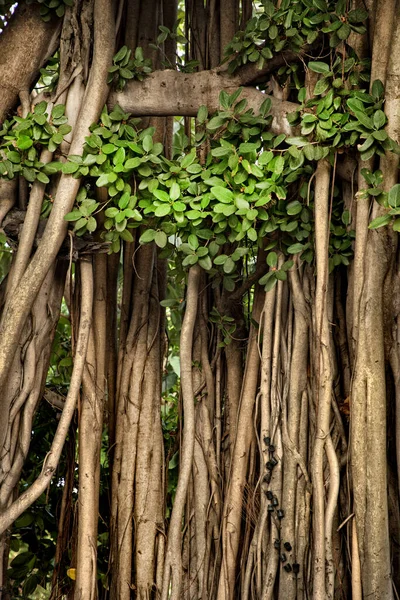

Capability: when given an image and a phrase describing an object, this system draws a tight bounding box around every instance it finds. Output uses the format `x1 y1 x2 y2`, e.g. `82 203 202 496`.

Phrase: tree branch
111 69 301 135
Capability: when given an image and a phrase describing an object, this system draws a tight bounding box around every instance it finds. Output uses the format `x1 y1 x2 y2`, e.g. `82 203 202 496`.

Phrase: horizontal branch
110 69 300 135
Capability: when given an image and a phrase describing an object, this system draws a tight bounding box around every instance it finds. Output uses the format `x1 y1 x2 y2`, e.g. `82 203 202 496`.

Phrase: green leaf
275 270 287 281
358 135 374 152
388 184 400 209
371 79 384 100
119 229 134 242
286 136 308 147
102 143 117 154
14 513 34 528
62 162 80 174
120 67 133 79
286 200 302 215
188 234 199 250
170 181 180 200
353 110 373 129
212 147 231 157
372 130 387 141
23 575 39 597
348 8 368 22
143 135 153 152
308 61 330 74
114 45 129 62
258 151 273 165
287 243 305 254
74 217 88 231
235 197 250 210
10 551 34 567
214 254 228 265
96 173 110 187
86 216 97 232
360 146 376 161
281 259 294 271
125 157 141 169
211 186 233 203
265 276 277 292
155 204 171 217
182 254 198 266
273 156 285 175
154 189 170 202
207 116 226 131
314 78 330 95
186 163 202 174
197 105 208 123
36 172 50 184
238 142 259 153
199 256 212 271
368 214 392 229
17 136 33 150
34 101 47 115
155 230 168 248
7 151 21 163
52 104 65 119
140 229 156 243
267 252 277 267
223 257 235 274
337 23 351 39
373 110 386 130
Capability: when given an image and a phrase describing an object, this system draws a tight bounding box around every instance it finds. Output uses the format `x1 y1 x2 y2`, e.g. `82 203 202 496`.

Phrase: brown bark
0 3 61 123
111 69 299 134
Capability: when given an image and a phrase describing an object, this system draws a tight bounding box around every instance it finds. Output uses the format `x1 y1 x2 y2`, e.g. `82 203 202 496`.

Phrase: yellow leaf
67 568 76 580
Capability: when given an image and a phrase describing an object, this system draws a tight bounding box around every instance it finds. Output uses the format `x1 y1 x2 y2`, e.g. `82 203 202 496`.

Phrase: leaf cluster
27 0 73 20
108 46 153 90
0 102 71 183
223 0 368 74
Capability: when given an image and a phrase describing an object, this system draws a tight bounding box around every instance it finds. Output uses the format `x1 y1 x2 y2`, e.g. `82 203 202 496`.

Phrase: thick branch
0 3 61 122
111 69 300 135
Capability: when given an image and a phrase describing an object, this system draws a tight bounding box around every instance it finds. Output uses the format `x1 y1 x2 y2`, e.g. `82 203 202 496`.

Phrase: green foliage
210 308 237 347
363 169 400 231
7 403 69 599
37 53 60 94
2 0 400 293
0 102 71 183
149 24 200 72
223 0 368 74
107 46 153 89
27 0 74 21
47 309 72 388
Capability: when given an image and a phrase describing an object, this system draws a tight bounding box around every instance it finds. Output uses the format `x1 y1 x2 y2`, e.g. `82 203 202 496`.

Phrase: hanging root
161 265 201 600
